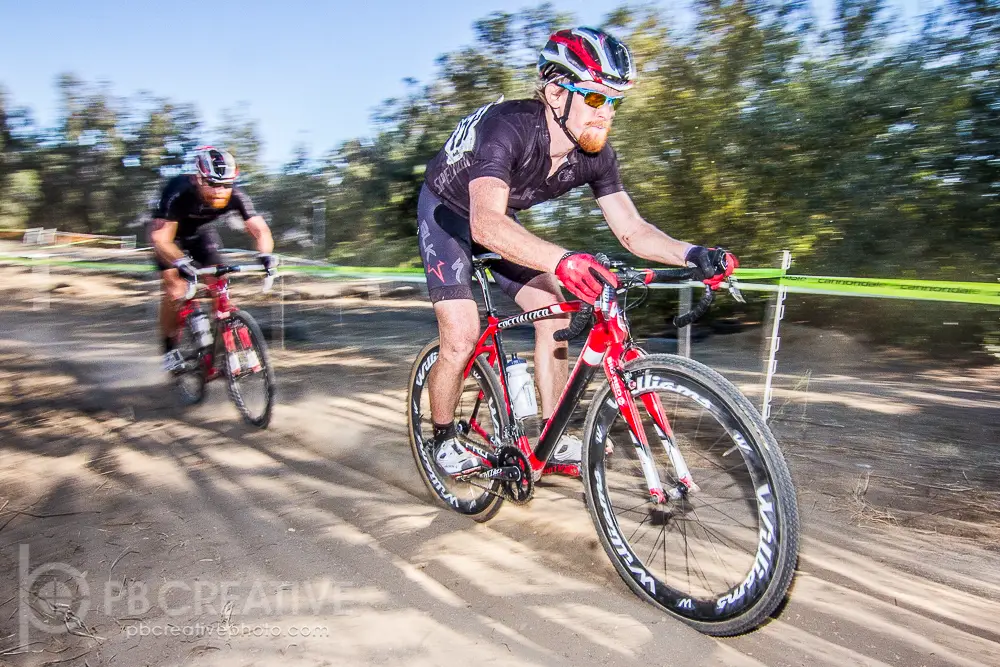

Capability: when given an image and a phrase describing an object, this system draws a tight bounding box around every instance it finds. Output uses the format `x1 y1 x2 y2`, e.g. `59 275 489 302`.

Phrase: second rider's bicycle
406 253 799 636
166 264 276 428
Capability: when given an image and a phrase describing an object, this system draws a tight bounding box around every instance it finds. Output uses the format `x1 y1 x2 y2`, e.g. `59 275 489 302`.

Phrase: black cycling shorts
151 223 224 272
417 184 542 303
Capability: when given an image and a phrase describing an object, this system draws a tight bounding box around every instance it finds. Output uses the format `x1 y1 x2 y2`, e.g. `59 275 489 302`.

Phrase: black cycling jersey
424 97 625 218
152 174 258 237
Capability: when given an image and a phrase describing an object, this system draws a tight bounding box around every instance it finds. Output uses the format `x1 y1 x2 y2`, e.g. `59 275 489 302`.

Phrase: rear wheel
223 310 275 428
407 339 507 522
582 353 799 636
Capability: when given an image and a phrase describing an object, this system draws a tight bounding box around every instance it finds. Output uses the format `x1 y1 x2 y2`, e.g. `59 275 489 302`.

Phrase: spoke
628 511 652 542
614 499 654 516
680 504 715 594
645 522 667 565
688 506 744 590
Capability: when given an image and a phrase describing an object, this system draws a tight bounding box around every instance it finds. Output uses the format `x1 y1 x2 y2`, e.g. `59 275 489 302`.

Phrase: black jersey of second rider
424 98 625 218
153 174 257 237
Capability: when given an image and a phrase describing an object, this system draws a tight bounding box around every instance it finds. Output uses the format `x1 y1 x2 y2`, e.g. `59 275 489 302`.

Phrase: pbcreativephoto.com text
123 622 330 639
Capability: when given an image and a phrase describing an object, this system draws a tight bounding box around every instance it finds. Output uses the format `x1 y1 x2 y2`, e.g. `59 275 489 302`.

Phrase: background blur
1 0 998 355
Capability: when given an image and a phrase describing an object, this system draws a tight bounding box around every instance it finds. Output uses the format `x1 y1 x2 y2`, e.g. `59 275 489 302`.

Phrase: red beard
578 125 609 153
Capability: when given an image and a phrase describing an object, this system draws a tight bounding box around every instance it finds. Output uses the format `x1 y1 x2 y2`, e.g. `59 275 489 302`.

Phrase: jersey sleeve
230 188 258 220
152 179 183 220
467 114 522 186
589 144 626 199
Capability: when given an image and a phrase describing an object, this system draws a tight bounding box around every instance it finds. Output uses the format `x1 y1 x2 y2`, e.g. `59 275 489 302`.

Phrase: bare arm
244 215 274 254
149 219 183 265
469 177 566 273
597 191 692 266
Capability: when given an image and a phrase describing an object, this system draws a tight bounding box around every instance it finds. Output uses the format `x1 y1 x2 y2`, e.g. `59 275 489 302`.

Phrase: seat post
474 264 497 317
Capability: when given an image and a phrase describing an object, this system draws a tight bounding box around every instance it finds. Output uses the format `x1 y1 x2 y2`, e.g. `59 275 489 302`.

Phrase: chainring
496 445 534 504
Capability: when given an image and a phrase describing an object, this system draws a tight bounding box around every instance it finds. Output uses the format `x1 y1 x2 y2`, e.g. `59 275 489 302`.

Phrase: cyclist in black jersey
419 27 739 476
149 146 277 371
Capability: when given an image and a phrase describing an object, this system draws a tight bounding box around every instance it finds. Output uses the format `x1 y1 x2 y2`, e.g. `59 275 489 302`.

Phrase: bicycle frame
175 276 243 382
466 264 695 503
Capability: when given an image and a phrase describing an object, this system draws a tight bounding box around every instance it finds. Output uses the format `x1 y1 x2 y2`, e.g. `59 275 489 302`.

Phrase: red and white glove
685 246 739 290
555 252 618 304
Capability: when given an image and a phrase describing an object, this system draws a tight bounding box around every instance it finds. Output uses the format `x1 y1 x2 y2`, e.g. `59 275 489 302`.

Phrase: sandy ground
0 265 998 667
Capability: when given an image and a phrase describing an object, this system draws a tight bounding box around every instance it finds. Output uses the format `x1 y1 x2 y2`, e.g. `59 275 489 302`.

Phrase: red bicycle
406 253 799 635
166 264 276 428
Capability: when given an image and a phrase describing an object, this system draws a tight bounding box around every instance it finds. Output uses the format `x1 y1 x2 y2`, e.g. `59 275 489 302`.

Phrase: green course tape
3 254 998 305
776 275 1000 306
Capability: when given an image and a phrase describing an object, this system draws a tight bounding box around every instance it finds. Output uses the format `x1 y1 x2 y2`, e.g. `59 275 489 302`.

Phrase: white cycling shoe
542 434 583 478
435 438 481 475
551 434 582 464
162 349 184 373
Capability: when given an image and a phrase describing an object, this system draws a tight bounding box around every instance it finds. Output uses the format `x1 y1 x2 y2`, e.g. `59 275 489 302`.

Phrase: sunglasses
559 83 625 110
203 180 233 190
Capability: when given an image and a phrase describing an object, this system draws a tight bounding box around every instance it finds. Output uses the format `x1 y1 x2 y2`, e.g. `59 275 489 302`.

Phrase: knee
533 316 569 347
438 325 479 363
161 272 186 301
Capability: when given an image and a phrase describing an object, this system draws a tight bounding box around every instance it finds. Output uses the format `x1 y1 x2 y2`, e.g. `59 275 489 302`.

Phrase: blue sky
0 0 929 168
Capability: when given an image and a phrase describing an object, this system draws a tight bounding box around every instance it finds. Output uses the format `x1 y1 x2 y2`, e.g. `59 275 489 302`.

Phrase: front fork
614 348 699 504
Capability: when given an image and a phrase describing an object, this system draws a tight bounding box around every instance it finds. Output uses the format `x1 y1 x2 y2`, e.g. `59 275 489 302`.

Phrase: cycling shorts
151 223 224 272
417 184 542 303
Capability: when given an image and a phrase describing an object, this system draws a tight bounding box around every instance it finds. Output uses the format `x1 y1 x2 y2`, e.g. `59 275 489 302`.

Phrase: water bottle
189 308 213 349
506 355 538 419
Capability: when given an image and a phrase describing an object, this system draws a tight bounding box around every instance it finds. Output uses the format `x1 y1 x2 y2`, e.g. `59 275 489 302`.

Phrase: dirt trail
0 268 997 667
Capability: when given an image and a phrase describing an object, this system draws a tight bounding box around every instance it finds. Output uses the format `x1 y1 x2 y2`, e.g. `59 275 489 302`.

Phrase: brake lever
183 280 198 301
726 276 746 304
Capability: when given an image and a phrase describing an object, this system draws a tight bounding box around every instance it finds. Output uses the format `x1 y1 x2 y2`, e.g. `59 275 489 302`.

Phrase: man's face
548 81 622 153
197 177 233 209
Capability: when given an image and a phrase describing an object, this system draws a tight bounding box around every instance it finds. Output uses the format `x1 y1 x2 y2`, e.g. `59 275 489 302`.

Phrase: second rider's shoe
435 438 481 475
162 349 184 373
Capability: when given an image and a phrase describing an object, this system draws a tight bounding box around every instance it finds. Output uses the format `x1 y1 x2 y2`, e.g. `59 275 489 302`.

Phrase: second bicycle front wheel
173 312 206 405
223 309 275 428
407 339 508 522
582 353 799 636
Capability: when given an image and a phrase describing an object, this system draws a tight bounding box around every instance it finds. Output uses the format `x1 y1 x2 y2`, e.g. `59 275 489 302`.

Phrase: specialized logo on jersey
444 96 504 165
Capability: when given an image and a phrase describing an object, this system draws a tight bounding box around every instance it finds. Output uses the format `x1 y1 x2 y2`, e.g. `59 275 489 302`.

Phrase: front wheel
582 353 799 636
222 309 276 428
173 311 206 406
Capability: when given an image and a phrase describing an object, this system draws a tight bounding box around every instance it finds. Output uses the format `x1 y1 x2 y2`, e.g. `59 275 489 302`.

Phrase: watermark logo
16 544 342 645
18 544 92 643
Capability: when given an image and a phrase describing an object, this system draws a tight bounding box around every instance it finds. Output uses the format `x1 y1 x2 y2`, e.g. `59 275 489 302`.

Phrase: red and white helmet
193 146 239 184
538 27 637 92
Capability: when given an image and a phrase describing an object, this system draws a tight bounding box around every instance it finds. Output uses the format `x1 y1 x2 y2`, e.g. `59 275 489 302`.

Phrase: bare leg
159 269 187 344
514 273 568 419
428 298 481 425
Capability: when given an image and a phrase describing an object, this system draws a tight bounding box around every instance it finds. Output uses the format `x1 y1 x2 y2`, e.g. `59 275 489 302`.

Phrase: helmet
538 27 636 92
193 146 238 184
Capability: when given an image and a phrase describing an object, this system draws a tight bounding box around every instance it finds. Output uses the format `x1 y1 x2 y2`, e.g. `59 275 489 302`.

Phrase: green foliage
0 1 997 287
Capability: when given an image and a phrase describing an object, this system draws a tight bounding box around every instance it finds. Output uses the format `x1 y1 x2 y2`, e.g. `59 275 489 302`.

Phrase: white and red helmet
538 27 637 92
193 146 239 184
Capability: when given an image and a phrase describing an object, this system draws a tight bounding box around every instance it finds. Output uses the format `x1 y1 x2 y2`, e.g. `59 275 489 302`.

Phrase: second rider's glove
554 252 618 304
172 256 198 283
685 246 739 290
258 253 279 276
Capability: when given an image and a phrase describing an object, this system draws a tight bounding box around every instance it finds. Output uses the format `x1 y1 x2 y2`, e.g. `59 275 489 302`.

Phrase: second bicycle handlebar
184 264 275 300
